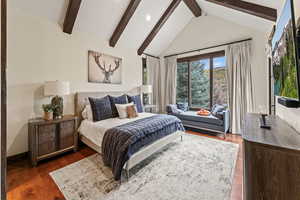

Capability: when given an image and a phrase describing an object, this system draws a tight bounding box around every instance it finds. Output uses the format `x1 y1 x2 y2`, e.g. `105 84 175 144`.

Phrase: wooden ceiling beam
63 0 82 34
138 0 182 55
183 0 202 17
205 0 277 22
110 0 142 47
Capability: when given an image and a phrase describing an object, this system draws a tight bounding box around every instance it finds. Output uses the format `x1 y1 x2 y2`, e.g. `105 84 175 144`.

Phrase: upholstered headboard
75 89 140 125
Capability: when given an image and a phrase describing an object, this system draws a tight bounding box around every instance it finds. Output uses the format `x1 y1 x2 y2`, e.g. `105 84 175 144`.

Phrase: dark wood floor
7 132 243 200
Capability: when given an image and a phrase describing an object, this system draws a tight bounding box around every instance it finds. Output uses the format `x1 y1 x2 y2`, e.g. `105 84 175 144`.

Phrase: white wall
162 15 270 113
7 9 142 156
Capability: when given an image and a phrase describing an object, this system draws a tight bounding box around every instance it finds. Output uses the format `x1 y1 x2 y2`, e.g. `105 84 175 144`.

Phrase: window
191 59 210 108
142 58 147 85
212 56 228 105
176 62 189 103
176 51 227 109
142 58 148 104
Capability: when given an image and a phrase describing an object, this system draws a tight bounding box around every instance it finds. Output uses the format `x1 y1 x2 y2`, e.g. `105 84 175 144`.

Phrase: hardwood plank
1 0 7 199
109 0 142 47
7 133 243 200
63 0 82 34
137 0 182 55
183 0 202 17
206 0 277 22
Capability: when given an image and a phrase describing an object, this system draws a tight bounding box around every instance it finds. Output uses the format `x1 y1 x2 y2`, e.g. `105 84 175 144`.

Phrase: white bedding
78 112 156 148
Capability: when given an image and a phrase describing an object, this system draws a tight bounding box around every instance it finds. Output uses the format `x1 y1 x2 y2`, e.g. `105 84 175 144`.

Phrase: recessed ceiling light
146 14 151 21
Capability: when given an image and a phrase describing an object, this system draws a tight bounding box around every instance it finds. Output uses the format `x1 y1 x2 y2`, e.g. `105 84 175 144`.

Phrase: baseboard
7 152 28 163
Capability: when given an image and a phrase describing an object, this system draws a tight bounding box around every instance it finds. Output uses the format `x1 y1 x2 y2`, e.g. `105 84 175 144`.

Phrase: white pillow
115 102 134 119
82 105 93 121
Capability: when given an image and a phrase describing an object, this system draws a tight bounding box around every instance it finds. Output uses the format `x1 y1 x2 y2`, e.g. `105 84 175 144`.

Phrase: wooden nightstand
28 115 78 166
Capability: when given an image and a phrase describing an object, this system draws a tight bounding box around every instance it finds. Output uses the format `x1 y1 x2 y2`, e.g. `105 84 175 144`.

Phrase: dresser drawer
59 120 75 149
38 124 57 156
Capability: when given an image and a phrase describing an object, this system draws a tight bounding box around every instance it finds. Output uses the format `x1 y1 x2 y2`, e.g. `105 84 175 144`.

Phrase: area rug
50 134 239 200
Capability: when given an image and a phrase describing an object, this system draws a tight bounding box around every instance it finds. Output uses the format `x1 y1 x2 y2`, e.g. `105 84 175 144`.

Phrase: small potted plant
42 104 53 121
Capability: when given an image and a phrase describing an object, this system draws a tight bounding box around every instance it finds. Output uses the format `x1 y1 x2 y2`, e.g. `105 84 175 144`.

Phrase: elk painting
88 50 122 84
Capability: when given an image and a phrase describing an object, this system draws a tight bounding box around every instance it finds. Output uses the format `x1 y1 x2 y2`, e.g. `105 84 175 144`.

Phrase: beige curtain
146 56 161 110
163 56 178 112
226 41 254 134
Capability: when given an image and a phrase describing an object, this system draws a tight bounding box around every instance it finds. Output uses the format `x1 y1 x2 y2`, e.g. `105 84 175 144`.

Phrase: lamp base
51 95 63 119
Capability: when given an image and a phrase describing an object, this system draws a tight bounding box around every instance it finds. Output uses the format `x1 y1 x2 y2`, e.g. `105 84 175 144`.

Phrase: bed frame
75 91 184 179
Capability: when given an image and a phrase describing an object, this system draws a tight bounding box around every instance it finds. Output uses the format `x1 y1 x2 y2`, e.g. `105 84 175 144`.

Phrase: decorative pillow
109 95 128 117
127 94 143 113
177 102 189 111
167 104 183 114
88 96 113 122
127 105 138 118
215 111 224 120
211 104 226 120
115 102 134 119
81 105 93 121
211 104 225 114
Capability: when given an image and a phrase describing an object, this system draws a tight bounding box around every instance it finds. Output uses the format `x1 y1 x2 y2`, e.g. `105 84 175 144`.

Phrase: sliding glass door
190 59 210 109
212 56 227 105
176 51 228 110
177 62 189 103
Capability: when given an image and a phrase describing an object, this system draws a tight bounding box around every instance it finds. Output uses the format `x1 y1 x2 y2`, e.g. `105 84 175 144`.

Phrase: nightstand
28 115 78 166
144 105 157 113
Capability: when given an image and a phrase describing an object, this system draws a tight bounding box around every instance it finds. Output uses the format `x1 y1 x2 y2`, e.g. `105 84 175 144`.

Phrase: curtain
226 41 254 134
146 56 161 110
163 56 178 112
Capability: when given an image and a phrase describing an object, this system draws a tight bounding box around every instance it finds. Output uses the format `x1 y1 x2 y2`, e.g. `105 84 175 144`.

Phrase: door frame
1 0 7 199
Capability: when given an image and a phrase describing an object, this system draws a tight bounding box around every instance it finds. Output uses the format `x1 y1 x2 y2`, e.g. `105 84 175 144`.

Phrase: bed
75 91 185 180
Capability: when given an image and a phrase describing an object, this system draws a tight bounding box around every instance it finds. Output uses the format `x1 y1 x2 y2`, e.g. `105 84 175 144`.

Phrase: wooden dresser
243 114 300 200
28 115 78 166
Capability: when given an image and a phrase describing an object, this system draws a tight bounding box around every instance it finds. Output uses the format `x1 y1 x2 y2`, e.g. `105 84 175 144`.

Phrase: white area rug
50 134 239 200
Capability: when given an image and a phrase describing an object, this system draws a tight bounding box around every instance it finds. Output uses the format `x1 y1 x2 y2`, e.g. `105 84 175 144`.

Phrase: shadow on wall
7 83 48 156
33 84 47 116
7 83 75 156
58 0 70 27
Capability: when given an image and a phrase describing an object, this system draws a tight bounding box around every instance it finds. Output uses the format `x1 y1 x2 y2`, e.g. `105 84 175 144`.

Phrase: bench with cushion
167 104 230 138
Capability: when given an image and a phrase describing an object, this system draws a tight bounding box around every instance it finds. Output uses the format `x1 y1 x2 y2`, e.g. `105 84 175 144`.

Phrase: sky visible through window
213 57 226 68
194 56 226 69
272 0 292 49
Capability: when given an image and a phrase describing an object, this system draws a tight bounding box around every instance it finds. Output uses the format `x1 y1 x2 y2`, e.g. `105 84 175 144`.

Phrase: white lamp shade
44 81 70 96
141 85 153 94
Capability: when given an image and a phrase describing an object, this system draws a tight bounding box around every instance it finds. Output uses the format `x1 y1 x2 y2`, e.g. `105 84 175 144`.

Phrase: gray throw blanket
102 114 185 180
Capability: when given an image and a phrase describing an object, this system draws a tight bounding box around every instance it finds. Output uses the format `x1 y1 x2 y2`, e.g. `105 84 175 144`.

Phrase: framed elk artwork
88 50 122 84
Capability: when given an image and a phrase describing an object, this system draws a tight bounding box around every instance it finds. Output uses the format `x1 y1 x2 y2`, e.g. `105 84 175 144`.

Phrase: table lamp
141 85 153 105
44 81 70 119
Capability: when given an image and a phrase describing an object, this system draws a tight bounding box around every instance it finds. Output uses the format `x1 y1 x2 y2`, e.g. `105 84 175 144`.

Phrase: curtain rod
164 38 252 58
143 53 160 59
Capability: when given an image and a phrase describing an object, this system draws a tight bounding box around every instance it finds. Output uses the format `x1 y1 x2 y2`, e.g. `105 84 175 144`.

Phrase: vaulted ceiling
10 0 285 56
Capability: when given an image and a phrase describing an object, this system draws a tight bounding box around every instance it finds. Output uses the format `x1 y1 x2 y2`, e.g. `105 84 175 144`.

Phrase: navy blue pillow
108 95 128 117
211 104 226 120
211 104 226 115
88 96 113 122
127 95 143 113
167 104 183 114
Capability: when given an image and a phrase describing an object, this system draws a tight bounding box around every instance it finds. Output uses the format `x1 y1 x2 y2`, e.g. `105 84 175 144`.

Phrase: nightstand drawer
59 120 75 149
38 124 57 156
